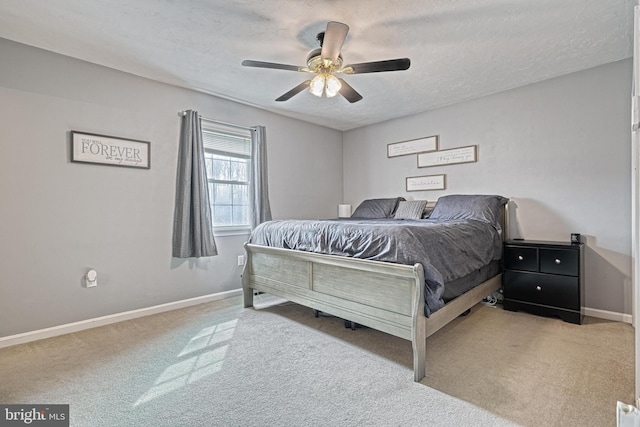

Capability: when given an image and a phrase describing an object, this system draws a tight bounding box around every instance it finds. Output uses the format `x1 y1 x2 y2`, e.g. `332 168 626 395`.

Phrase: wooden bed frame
242 204 508 382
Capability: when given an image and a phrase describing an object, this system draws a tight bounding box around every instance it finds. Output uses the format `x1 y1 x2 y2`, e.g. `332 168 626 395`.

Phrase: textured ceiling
0 0 634 131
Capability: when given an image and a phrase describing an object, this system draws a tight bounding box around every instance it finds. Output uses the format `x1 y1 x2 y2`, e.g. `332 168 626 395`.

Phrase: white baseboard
585 307 632 324
0 289 243 349
0 293 631 350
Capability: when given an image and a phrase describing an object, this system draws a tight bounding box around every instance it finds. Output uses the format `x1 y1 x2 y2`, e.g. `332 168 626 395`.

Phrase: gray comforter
250 218 503 316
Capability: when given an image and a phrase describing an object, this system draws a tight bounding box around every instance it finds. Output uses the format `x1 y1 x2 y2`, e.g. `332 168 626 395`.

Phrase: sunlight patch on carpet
133 319 237 406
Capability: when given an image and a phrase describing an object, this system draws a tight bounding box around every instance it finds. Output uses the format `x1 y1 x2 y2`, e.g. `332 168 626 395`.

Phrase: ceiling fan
241 21 411 103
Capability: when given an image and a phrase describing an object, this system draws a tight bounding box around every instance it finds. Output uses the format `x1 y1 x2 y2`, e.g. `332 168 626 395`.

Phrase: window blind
202 127 251 157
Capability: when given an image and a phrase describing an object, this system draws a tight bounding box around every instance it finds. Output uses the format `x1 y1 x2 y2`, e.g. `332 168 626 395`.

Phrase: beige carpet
255 296 635 426
0 295 633 426
425 305 635 426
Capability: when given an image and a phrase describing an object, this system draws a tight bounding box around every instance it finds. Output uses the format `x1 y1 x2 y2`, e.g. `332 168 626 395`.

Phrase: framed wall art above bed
406 174 446 191
387 135 438 158
417 145 477 168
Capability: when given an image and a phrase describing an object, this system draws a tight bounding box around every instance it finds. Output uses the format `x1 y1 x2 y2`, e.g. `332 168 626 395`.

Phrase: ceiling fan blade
275 80 311 102
242 60 305 72
337 78 363 103
321 21 349 62
342 58 411 74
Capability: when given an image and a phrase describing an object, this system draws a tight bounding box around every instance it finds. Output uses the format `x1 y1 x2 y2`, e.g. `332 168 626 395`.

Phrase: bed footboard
243 243 427 381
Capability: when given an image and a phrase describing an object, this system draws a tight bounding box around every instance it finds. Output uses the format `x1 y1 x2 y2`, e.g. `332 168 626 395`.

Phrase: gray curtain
250 125 272 229
172 110 218 257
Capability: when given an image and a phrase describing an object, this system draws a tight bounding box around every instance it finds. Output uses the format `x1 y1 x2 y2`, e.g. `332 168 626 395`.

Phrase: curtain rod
177 111 254 131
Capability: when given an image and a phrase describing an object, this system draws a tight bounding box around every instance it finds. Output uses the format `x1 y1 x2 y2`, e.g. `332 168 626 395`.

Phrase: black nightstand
502 239 584 324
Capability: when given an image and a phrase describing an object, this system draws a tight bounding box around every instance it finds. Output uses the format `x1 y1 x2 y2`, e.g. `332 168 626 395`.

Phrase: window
202 122 251 233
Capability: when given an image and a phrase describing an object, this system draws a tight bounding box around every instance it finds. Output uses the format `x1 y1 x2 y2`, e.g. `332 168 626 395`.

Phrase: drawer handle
536 286 542 291
555 259 561 264
518 255 524 261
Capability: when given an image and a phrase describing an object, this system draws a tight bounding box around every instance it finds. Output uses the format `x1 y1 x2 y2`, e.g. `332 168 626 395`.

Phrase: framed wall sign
387 135 438 158
406 174 446 191
417 145 477 168
71 131 150 169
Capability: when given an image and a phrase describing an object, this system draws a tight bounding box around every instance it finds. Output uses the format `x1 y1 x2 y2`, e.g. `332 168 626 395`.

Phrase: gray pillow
394 200 428 219
429 194 508 229
351 197 405 218
422 206 434 219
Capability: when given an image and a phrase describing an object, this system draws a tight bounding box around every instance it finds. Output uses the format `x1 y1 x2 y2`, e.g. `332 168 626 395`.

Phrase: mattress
442 259 501 303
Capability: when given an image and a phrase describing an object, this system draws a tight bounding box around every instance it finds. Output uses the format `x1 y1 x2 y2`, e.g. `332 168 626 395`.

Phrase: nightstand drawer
504 246 538 272
503 271 579 311
539 248 579 276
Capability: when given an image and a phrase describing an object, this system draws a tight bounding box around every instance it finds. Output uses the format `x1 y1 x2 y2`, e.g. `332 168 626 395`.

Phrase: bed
242 194 509 381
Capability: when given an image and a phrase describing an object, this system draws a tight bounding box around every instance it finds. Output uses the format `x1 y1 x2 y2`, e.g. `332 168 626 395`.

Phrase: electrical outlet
237 255 245 266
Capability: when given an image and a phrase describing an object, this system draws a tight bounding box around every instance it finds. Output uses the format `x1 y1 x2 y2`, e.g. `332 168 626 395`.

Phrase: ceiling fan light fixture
242 21 410 103
325 74 341 97
310 74 325 97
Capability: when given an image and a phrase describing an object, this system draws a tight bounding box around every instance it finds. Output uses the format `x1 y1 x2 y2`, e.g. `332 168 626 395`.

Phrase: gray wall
343 59 632 315
0 39 343 337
